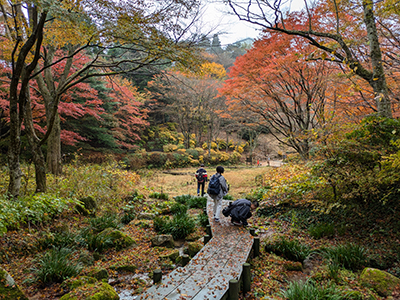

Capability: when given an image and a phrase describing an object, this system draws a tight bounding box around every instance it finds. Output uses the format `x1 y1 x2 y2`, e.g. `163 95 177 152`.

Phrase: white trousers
212 197 223 219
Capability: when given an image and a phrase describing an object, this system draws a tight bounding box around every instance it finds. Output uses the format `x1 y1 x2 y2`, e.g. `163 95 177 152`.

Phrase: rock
97 228 136 250
283 261 303 271
360 267 400 297
0 268 28 300
110 264 137 273
137 212 156 220
159 250 180 262
61 276 97 291
187 241 203 257
151 234 174 248
60 281 119 300
76 196 97 216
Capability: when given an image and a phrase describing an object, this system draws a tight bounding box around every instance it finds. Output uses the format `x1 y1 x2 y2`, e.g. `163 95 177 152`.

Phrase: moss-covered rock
0 268 28 300
76 196 97 216
61 276 97 291
159 250 180 262
360 267 400 297
110 264 137 273
60 281 118 300
187 241 203 257
283 261 303 271
97 228 136 250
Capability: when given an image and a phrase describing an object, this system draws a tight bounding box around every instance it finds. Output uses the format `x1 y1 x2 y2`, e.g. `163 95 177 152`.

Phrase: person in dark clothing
195 164 208 196
229 199 259 226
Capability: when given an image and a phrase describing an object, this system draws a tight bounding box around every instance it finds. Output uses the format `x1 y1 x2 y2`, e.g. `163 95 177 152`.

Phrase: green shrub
170 202 188 215
148 152 168 168
169 213 196 239
31 247 83 284
149 192 169 200
186 149 200 159
321 243 368 271
89 213 122 233
265 236 313 262
280 279 358 300
153 216 169 233
197 213 209 227
187 196 207 209
121 204 136 225
153 213 196 240
174 195 192 205
37 230 76 250
308 223 336 239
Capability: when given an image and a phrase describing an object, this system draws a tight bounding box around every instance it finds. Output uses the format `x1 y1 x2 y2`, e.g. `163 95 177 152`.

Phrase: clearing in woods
136 164 281 199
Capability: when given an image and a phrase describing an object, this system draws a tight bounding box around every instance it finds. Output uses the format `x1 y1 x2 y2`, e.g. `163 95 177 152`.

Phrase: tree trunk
363 0 392 118
7 131 22 198
23 89 47 192
46 114 62 175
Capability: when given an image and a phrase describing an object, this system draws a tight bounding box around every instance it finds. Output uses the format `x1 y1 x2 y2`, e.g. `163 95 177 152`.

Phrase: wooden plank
139 198 254 300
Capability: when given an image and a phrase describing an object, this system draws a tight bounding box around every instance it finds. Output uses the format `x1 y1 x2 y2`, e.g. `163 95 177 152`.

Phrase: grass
280 279 362 300
31 247 83 284
265 236 313 262
321 243 368 271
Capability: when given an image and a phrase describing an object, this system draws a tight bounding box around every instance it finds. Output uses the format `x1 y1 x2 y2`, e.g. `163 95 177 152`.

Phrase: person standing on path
195 164 208 196
207 166 228 223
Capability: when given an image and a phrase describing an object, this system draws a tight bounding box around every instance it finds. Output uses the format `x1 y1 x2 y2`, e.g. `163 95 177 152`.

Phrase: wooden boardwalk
139 199 254 300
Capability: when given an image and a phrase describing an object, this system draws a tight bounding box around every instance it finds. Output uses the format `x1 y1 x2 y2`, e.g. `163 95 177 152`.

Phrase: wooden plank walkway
138 199 254 300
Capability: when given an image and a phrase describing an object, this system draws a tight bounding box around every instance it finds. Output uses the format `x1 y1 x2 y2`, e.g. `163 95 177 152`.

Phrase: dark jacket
230 199 252 226
195 167 208 183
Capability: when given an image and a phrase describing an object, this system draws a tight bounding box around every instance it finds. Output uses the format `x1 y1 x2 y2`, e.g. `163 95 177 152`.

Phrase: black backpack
222 202 234 217
207 174 221 195
197 169 205 183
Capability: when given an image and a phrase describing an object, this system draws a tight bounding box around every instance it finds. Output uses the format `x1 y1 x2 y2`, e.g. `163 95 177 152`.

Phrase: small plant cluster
153 194 207 239
281 279 362 300
265 236 313 262
174 194 207 209
149 191 169 200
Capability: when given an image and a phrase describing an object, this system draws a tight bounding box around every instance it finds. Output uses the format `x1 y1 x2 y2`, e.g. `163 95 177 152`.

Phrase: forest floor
0 163 399 300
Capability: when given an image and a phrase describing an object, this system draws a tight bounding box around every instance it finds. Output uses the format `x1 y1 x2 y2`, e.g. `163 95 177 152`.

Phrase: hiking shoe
231 221 242 226
214 218 220 222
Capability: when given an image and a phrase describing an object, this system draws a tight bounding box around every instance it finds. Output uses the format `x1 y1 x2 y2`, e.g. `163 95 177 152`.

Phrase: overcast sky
202 0 305 46
201 2 261 46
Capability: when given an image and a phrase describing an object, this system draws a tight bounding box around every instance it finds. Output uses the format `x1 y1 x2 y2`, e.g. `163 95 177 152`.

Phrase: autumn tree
220 33 336 159
0 0 203 196
149 62 227 150
226 0 394 118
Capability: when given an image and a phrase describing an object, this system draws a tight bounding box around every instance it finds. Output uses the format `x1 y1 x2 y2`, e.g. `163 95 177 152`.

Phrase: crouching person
229 199 259 226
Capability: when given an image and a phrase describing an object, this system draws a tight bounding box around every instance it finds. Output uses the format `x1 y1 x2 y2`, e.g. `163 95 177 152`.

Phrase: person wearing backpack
207 166 228 223
228 199 259 226
195 164 208 196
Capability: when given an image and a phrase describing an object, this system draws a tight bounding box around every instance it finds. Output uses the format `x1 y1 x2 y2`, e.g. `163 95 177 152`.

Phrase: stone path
138 199 254 300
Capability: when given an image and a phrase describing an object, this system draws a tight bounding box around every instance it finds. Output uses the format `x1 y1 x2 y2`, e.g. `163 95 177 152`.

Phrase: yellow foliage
202 142 208 150
236 146 244 153
177 149 186 154
163 144 178 153
211 142 218 150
